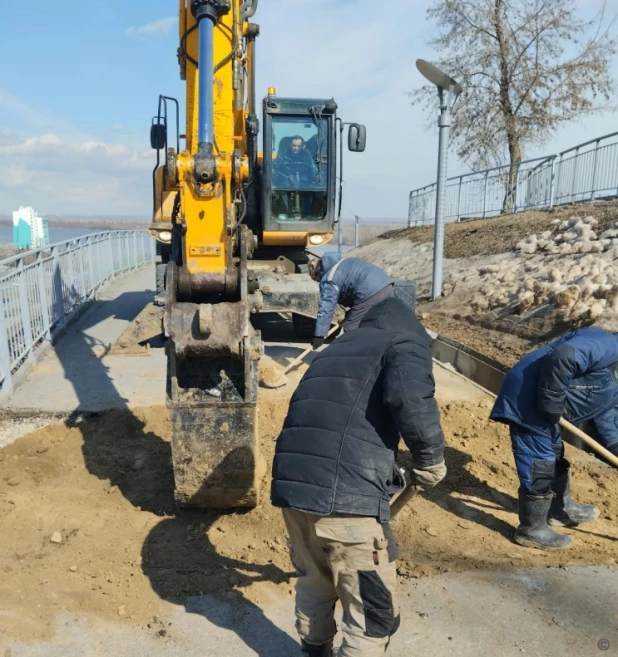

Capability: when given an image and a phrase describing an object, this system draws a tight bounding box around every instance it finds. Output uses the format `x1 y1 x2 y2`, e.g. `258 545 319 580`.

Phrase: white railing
0 231 155 394
408 131 618 227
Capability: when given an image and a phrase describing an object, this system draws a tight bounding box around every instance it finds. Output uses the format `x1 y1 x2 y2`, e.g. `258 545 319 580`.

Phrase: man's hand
312 337 325 350
410 461 447 489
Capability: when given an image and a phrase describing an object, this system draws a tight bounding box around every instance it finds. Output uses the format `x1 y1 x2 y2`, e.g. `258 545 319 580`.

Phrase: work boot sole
548 507 600 528
514 532 573 551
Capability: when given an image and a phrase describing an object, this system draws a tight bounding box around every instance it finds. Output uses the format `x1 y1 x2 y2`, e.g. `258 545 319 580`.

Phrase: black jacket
271 297 445 521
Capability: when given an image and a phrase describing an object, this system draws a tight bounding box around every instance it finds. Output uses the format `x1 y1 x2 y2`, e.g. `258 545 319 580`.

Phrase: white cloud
0 131 153 215
0 164 33 188
125 17 177 40
0 133 61 156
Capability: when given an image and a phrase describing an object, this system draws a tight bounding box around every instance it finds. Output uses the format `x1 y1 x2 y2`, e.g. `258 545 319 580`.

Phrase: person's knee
529 459 556 496
296 615 337 645
357 571 397 639
295 588 337 644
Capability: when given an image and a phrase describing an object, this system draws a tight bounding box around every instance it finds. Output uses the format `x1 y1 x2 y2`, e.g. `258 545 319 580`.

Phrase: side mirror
348 124 366 152
150 124 167 150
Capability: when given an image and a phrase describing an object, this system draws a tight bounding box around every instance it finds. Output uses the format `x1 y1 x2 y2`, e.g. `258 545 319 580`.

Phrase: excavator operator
273 136 318 188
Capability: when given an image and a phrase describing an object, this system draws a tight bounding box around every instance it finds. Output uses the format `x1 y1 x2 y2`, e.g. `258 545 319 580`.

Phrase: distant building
12 206 50 249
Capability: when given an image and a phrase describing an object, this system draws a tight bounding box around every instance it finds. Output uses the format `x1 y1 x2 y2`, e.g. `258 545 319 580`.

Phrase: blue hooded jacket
490 327 618 451
314 252 392 337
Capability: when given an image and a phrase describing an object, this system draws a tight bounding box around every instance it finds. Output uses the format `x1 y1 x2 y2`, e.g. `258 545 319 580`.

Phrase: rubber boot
549 467 599 527
300 639 334 657
514 491 573 550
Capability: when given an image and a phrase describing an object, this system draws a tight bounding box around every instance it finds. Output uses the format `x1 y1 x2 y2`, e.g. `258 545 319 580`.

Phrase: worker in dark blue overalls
491 327 618 550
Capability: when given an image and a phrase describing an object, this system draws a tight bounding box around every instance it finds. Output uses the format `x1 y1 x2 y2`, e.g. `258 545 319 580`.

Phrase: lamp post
416 59 461 300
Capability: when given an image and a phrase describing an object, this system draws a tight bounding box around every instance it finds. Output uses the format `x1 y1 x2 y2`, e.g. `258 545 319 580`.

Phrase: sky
1 0 617 220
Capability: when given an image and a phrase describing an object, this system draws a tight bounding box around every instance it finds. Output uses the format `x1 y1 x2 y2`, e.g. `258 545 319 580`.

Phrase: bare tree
412 0 616 211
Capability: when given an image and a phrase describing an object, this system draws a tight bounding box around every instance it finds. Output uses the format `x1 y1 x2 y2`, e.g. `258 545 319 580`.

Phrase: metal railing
0 231 155 394
408 131 618 227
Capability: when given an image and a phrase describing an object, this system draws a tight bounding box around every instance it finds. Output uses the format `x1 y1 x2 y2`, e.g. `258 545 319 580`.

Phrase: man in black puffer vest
271 297 446 657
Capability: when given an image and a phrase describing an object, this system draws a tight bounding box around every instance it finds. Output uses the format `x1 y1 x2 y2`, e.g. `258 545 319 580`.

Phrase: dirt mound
354 202 618 365
377 200 618 260
1 390 617 640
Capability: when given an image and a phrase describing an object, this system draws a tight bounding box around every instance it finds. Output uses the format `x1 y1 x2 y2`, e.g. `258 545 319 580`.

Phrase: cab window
271 115 328 222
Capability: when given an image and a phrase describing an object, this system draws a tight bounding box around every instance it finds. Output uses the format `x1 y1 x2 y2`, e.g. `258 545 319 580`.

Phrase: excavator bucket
165 269 261 508
167 348 260 508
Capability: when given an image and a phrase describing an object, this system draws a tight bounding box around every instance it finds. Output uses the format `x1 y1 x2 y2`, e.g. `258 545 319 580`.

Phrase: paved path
1 270 616 655
3 267 472 415
6 267 166 414
3 566 616 656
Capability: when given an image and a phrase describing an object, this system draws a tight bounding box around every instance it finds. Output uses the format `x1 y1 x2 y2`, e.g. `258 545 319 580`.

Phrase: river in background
0 225 139 245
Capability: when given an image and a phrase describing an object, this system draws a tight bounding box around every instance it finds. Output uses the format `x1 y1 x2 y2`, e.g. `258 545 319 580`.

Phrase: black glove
312 337 325 350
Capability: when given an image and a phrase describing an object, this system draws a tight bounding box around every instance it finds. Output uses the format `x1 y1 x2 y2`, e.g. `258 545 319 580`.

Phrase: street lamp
416 59 461 300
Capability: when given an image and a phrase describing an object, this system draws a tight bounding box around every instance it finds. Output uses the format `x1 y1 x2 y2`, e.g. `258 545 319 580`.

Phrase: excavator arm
148 0 366 509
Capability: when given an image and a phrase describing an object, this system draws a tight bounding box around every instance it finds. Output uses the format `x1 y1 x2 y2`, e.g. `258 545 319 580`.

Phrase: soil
258 355 288 389
1 384 617 641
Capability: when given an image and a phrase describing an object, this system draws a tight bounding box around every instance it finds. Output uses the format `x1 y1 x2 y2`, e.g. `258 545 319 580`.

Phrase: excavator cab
261 91 366 250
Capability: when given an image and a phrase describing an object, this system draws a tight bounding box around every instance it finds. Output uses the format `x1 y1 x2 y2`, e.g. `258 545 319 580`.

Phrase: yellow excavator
148 0 366 509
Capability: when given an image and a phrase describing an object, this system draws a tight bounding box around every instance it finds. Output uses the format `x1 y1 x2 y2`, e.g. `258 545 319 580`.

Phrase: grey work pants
342 284 395 333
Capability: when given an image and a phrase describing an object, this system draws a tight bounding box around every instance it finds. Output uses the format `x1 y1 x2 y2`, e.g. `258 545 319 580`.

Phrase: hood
359 297 430 344
318 251 342 278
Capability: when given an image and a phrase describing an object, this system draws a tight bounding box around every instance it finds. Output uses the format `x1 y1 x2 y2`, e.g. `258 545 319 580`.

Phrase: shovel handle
390 481 420 518
283 323 341 376
559 418 618 468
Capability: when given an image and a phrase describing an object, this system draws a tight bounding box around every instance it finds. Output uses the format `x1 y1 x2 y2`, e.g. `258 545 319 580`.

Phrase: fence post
132 232 139 268
482 170 489 218
36 251 52 341
107 233 115 278
77 238 88 300
456 176 463 221
17 260 34 360
591 139 600 201
354 215 360 247
407 192 413 228
570 147 580 204
86 236 96 295
549 157 556 208
0 296 13 395
52 246 65 326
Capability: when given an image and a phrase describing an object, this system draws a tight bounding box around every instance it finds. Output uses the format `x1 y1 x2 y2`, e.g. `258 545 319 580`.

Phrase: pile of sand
1 389 617 641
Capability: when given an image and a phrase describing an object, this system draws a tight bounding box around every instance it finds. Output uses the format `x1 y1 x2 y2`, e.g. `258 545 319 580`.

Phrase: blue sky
0 0 617 219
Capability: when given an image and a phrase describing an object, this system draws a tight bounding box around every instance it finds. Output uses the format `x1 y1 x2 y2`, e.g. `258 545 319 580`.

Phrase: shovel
559 418 618 468
390 480 420 518
260 323 341 389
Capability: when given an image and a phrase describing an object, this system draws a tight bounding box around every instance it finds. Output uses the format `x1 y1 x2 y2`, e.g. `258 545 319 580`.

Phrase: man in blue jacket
491 326 618 550
309 252 393 349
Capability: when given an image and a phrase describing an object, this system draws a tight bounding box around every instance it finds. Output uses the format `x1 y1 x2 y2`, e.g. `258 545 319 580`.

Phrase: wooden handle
283 323 341 376
559 418 618 468
390 483 420 518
